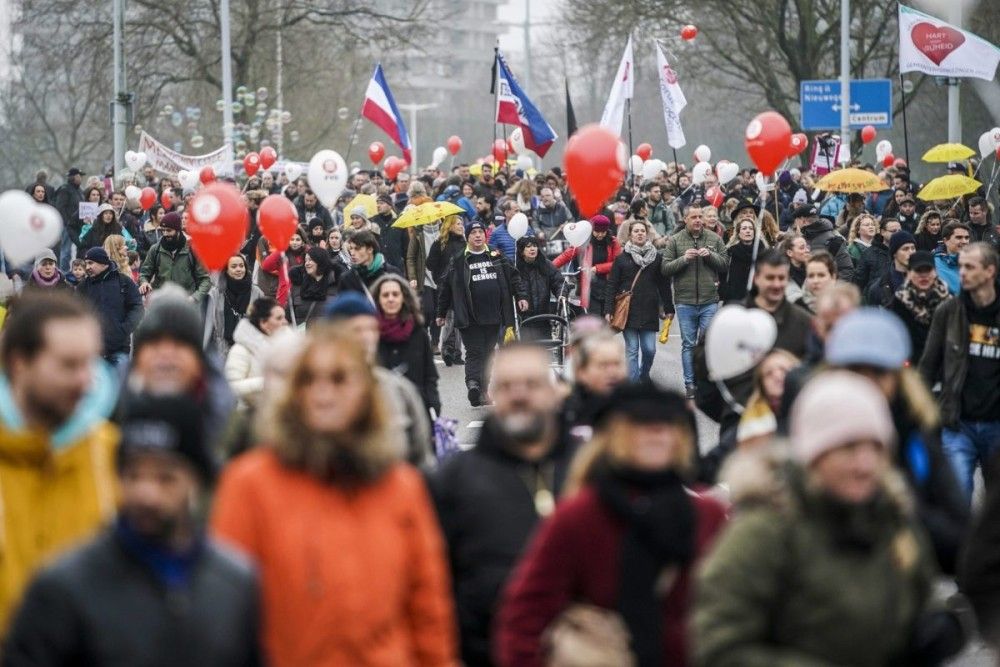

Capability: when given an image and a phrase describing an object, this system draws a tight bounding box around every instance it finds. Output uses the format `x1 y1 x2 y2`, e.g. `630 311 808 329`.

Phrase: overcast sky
497 0 556 54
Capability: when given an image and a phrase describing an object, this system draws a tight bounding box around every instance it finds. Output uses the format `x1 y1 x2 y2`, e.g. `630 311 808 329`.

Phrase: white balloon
641 159 664 181
716 161 739 185
692 161 712 186
0 191 63 265
124 185 142 203
307 150 348 209
284 163 303 182
629 155 644 175
706 305 778 381
875 139 893 162
755 172 774 192
508 212 529 240
125 150 147 172
979 131 995 159
510 127 526 154
563 220 593 248
516 154 533 171
991 127 1000 151
694 144 712 163
177 170 199 191
431 146 448 168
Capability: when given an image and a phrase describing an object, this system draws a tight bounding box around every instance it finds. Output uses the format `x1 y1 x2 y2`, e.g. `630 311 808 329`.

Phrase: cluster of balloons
876 140 895 168
978 128 1000 159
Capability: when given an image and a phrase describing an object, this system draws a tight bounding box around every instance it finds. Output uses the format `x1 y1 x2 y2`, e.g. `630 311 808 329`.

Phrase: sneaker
443 355 454 367
468 383 482 407
685 384 696 400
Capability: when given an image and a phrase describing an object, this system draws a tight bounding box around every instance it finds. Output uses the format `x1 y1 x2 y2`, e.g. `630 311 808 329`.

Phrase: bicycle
516 270 583 373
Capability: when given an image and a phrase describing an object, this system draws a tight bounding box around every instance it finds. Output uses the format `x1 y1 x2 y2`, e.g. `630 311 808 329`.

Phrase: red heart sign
911 22 966 66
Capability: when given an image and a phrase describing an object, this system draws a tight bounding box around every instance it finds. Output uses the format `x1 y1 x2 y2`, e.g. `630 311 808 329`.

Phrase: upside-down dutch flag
362 64 412 164
494 51 557 157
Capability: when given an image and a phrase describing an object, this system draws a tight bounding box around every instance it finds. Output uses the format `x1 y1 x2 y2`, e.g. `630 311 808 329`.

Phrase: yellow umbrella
342 193 377 218
917 174 982 201
815 168 888 194
921 143 976 163
392 201 466 228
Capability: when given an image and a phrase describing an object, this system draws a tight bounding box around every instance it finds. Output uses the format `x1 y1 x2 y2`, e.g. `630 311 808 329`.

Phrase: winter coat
0 365 119 631
553 236 622 312
648 200 675 238
294 201 334 230
968 221 1000 249
934 252 960 295
52 182 83 231
258 250 288 304
378 324 440 414
374 367 434 468
854 236 890 295
719 241 756 303
960 452 1000 643
605 251 674 330
374 211 409 270
427 418 577 667
205 278 264 357
287 264 346 326
495 481 726 667
338 258 404 296
919 291 995 427
800 219 854 283
436 248 526 329
694 455 941 667
847 239 871 265
77 265 144 357
406 229 427 290
888 290 945 364
4 527 262 667
534 203 572 235
212 450 457 667
426 234 467 286
915 230 942 253
515 243 565 319
488 223 517 261
138 238 211 303
661 228 729 305
224 319 269 409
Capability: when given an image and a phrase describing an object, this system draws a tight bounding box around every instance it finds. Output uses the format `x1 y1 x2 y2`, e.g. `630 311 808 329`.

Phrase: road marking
467 420 484 429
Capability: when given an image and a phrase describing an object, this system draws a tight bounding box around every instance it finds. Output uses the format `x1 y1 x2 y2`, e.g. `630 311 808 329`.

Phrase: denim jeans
941 420 1000 502
622 329 658 382
58 230 75 273
675 302 719 386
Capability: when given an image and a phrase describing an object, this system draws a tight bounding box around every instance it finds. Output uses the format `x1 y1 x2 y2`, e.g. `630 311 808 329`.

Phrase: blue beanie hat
888 230 916 258
322 291 377 320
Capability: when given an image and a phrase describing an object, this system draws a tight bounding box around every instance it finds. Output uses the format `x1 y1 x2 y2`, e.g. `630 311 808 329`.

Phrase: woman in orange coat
211 324 458 667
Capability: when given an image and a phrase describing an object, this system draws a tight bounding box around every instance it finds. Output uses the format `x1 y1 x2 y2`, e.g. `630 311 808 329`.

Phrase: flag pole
344 113 363 166
626 97 634 181
492 44 499 160
898 71 911 167
671 148 681 191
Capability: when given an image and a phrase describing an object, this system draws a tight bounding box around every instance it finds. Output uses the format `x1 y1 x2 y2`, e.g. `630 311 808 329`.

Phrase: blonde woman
102 234 132 280
847 213 879 265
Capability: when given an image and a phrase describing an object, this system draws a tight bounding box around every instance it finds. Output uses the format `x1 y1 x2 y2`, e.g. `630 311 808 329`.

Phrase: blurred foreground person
429 343 574 666
4 396 261 666
0 294 119 632
561 329 628 440
496 383 726 667
695 372 965 667
212 325 457 667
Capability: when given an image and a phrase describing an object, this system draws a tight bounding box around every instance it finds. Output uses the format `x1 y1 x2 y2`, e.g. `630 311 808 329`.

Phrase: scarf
378 314 415 343
360 252 385 277
30 268 63 288
223 272 253 344
623 241 658 268
593 462 695 667
895 278 949 326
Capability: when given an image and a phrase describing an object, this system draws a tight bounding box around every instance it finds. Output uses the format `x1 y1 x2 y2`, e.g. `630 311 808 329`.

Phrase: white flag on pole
655 44 687 149
599 35 634 136
898 4 1000 81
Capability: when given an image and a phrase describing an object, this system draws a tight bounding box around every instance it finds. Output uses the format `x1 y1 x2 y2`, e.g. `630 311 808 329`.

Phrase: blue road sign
800 79 893 130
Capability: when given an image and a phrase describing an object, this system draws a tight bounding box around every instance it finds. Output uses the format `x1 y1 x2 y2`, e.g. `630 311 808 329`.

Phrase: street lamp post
397 102 439 169
839 0 851 165
112 0 128 175
220 0 235 175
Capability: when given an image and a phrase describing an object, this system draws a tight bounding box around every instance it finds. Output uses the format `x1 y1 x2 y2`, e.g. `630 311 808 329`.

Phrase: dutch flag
362 64 412 165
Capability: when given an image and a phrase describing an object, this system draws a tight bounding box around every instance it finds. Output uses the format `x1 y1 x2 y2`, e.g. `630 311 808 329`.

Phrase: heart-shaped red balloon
259 146 277 170
788 133 809 157
139 186 157 211
911 22 966 66
564 124 626 218
258 194 298 252
187 183 248 272
745 111 792 177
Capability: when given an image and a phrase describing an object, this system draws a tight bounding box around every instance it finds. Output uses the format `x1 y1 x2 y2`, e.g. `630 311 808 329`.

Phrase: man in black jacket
428 343 575 667
294 188 334 230
77 248 143 368
436 220 528 406
52 167 84 272
4 395 262 667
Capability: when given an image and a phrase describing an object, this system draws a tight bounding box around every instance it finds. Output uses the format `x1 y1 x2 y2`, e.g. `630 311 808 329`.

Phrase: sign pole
839 0 851 165
898 73 911 166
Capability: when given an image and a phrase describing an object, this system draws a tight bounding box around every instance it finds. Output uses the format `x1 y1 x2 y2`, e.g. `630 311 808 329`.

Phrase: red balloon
258 194 298 252
860 125 877 144
705 186 724 208
563 124 626 218
243 152 260 177
160 189 173 211
788 133 809 157
384 156 404 181
187 183 249 272
368 141 386 165
995 146 1000 160
745 111 792 177
882 153 895 168
259 146 277 170
139 186 157 211
492 139 508 164
681 24 698 41
199 165 216 185
636 143 653 161
447 135 462 155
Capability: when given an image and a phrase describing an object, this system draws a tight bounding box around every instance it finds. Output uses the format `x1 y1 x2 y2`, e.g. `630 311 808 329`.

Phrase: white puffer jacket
224 319 268 408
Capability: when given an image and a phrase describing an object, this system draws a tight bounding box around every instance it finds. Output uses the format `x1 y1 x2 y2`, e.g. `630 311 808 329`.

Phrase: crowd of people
0 145 999 667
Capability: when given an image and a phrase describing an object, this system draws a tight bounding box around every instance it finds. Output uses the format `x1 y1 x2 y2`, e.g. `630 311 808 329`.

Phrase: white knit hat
790 371 896 465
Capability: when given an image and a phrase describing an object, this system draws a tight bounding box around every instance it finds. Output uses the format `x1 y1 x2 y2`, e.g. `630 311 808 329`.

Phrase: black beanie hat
132 289 205 357
594 381 698 439
117 393 216 482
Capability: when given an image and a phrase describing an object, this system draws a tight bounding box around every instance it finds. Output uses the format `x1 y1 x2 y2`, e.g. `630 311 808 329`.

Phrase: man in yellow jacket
0 291 119 632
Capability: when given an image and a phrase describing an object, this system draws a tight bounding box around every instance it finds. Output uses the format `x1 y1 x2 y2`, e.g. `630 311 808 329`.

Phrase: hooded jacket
436 247 526 329
515 237 565 319
77 263 144 356
0 364 120 631
800 218 855 283
934 251 960 295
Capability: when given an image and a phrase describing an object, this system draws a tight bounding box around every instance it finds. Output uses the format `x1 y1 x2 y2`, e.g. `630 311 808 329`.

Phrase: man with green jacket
662 205 728 397
138 212 211 303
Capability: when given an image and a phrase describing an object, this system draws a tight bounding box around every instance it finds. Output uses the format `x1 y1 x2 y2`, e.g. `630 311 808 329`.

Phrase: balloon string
745 178 770 293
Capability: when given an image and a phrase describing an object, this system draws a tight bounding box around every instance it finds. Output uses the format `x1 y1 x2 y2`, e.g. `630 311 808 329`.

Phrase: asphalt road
432 318 995 665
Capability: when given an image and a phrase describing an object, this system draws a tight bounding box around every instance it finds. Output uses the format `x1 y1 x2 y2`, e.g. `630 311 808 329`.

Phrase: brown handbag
609 265 646 332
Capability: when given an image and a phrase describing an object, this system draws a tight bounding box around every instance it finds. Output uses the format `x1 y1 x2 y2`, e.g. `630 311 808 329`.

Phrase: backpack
149 242 198 286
